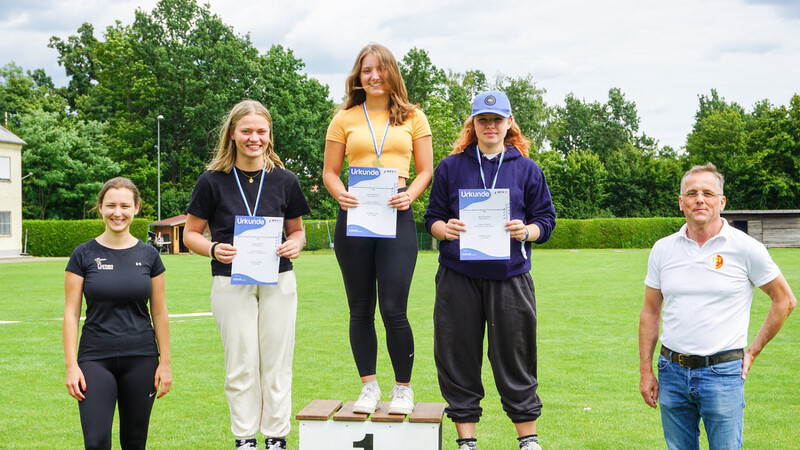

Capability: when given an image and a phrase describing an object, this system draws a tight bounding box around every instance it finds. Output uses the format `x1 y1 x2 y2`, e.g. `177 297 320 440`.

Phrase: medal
363 104 390 167
237 168 260 184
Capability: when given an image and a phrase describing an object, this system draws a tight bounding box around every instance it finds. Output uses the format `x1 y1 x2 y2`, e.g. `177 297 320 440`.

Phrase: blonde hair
342 43 417 126
681 163 724 194
451 116 531 157
207 100 284 173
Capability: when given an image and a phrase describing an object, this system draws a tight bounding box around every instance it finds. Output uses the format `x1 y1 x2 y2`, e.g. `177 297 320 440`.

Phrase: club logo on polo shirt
94 258 114 270
712 254 724 269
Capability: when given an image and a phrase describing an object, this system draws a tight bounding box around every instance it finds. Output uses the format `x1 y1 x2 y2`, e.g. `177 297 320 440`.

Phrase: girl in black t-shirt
184 100 310 450
63 177 171 449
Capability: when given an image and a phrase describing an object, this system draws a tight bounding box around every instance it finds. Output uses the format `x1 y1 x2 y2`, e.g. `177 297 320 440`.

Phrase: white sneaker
388 385 414 415
520 441 542 450
235 439 257 449
352 383 381 414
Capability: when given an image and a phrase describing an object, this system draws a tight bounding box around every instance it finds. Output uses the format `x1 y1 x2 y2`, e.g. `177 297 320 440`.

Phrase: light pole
157 115 164 221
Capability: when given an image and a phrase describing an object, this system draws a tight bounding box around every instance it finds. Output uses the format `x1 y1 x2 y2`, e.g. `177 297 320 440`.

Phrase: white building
0 125 27 257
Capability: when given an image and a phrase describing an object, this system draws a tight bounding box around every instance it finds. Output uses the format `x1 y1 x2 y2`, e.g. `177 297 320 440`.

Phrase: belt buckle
677 353 693 368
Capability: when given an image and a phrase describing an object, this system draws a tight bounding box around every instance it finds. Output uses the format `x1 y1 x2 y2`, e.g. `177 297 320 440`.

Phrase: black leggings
334 206 417 383
78 356 159 450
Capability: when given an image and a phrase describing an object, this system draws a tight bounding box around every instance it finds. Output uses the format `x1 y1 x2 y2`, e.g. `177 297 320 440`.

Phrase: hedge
21 217 687 257
538 217 687 250
21 219 151 257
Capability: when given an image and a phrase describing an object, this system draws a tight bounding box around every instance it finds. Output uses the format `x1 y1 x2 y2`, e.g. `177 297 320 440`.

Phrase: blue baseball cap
471 90 512 118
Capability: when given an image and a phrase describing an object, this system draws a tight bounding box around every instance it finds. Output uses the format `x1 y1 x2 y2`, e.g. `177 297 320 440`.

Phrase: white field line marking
1 312 213 324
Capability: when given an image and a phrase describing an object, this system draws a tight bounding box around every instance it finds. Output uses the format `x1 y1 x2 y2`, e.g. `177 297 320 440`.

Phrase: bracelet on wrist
209 241 218 260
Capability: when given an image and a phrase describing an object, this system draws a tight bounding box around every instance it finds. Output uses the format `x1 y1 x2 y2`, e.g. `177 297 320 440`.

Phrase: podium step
297 400 447 450
295 399 342 421
296 400 446 423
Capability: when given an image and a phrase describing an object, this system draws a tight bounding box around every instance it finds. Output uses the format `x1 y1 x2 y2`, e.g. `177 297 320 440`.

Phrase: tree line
2 0 799 221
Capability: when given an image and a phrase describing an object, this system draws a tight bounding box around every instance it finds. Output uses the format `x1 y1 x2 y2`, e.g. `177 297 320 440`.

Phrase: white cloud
1 0 799 150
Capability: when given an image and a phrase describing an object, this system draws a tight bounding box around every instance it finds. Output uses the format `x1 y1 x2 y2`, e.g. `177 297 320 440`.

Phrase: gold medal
373 160 384 168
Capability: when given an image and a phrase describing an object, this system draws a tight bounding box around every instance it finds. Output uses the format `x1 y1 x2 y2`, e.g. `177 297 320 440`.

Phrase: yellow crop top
326 106 431 178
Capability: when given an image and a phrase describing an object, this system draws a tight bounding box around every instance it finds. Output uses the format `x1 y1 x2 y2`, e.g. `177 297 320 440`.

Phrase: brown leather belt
660 346 744 369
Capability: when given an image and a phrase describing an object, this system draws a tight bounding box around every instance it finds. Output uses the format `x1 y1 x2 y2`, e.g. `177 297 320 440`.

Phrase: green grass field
1 249 798 449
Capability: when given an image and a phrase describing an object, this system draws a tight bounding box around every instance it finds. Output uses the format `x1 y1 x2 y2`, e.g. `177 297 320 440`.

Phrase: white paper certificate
459 189 510 260
346 166 398 238
231 216 284 285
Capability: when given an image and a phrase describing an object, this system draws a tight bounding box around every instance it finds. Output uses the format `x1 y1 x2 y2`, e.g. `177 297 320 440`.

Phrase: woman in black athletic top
63 177 171 450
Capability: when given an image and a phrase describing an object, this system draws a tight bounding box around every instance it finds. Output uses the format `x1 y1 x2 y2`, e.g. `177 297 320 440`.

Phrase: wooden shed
722 210 800 248
149 214 188 254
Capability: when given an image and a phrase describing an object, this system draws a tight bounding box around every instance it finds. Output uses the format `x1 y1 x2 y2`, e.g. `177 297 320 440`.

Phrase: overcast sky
2 0 799 150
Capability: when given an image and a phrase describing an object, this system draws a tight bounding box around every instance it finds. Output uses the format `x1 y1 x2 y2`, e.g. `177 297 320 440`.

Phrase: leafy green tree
738 96 800 209
536 150 609 219
0 63 65 128
496 75 551 152
410 95 463 221
692 89 745 129
49 0 334 219
19 109 119 219
399 47 447 108
603 144 682 217
684 91 800 210
549 88 643 161
684 106 751 207
47 23 100 111
251 46 336 219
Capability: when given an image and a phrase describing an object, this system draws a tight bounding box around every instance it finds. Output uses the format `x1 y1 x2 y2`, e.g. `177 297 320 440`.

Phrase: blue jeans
657 354 745 450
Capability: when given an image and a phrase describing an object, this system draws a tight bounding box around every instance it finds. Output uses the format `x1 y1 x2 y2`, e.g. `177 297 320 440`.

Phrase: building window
0 211 10 236
0 157 9 181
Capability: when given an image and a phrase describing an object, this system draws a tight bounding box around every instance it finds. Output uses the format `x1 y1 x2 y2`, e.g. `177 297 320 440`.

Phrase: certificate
459 189 510 260
231 215 284 285
346 166 398 238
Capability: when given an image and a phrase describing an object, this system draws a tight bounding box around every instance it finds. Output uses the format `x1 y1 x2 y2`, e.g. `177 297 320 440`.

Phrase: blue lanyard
362 103 390 160
233 165 266 217
475 146 505 189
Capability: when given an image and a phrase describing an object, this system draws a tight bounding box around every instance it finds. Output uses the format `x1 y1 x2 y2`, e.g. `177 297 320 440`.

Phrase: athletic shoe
387 385 414 415
457 439 478 450
520 440 542 450
265 437 286 450
235 438 257 449
352 383 381 414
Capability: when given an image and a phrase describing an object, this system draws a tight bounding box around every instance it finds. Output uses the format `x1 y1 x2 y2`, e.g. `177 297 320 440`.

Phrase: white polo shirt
645 219 780 356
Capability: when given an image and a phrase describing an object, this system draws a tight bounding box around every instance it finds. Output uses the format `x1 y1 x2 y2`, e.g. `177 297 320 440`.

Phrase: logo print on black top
484 95 497 106
95 258 114 270
136 262 142 266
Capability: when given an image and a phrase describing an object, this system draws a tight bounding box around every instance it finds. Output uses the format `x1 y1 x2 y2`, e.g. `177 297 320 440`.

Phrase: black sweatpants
334 206 417 383
434 265 542 423
77 356 159 450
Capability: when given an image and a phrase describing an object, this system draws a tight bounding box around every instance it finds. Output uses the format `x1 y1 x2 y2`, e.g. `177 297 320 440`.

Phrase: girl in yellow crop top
322 43 433 416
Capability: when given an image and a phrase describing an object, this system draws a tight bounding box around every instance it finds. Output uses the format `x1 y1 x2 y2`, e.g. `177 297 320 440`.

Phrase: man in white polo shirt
639 163 796 449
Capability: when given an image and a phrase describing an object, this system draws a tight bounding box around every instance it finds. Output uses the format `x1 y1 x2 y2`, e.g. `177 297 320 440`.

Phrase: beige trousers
210 271 297 439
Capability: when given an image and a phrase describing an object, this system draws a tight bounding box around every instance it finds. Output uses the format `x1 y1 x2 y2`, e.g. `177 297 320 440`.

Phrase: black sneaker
235 438 257 449
265 437 286 450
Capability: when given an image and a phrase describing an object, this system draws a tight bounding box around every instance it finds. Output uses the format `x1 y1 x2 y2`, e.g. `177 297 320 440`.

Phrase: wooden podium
296 400 447 450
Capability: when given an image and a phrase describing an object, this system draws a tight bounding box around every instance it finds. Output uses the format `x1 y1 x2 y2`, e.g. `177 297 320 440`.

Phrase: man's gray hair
681 163 724 194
